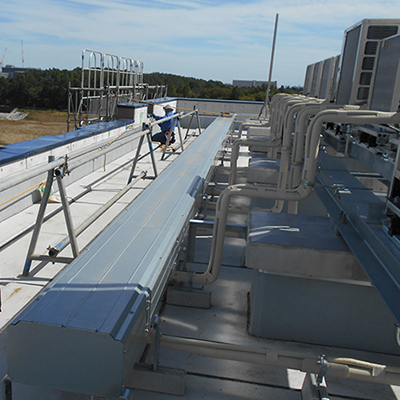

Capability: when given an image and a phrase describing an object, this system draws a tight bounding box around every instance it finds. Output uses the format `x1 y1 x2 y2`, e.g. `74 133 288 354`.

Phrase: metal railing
67 50 166 131
6 110 201 275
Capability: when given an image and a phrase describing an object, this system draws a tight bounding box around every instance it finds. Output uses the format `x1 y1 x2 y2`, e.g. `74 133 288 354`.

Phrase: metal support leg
177 118 184 152
301 373 330 400
146 131 158 178
127 134 145 184
185 114 194 139
55 174 79 258
196 111 202 135
1 376 12 400
152 317 161 372
187 222 197 262
22 156 55 275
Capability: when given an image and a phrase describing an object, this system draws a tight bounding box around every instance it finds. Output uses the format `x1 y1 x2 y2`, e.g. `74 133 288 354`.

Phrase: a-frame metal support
22 156 79 276
128 128 158 184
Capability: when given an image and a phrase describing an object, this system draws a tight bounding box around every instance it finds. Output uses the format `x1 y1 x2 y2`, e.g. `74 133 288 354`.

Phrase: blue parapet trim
117 97 179 109
177 97 263 105
0 120 134 166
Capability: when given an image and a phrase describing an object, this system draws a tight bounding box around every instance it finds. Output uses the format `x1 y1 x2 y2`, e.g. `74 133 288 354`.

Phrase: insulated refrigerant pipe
147 332 400 386
229 97 320 185
269 100 321 213
264 98 324 212
171 108 400 286
272 94 307 147
229 137 282 185
273 102 360 213
288 104 359 192
237 121 270 139
268 93 303 141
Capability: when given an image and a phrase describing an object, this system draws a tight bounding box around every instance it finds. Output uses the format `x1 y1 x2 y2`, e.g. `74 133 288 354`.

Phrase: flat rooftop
1 116 400 400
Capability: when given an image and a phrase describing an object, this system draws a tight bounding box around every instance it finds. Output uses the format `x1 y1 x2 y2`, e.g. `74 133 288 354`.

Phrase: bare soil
0 110 69 146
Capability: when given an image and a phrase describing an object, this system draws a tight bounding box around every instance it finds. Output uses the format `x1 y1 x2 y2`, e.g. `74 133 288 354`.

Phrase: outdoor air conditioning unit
303 55 340 101
310 60 323 97
335 19 400 107
303 63 314 96
370 34 400 112
319 55 340 102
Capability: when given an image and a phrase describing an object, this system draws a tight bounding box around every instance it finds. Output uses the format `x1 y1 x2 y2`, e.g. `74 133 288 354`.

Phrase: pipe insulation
147 331 400 386
171 108 400 286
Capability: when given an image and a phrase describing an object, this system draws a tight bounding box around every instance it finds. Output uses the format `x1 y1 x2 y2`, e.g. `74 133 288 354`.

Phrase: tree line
0 68 302 110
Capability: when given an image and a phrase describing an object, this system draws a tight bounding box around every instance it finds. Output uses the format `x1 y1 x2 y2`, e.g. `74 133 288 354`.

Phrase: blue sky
1 0 400 86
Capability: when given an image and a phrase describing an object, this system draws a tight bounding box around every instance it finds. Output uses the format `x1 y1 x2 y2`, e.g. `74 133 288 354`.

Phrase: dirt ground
0 110 69 146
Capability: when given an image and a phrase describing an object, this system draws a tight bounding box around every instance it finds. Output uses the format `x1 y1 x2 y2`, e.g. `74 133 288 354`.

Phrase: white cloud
1 0 400 85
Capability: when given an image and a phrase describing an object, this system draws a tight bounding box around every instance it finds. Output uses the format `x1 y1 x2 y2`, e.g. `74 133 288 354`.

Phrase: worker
151 104 176 145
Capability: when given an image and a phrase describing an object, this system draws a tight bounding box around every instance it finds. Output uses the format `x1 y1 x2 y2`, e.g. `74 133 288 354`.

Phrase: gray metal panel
246 211 367 282
303 64 314 95
249 270 400 354
370 34 400 111
310 61 322 97
336 19 400 106
336 24 361 105
319 56 339 100
8 321 126 396
330 55 340 102
348 141 395 180
318 58 331 99
315 155 400 325
8 116 235 397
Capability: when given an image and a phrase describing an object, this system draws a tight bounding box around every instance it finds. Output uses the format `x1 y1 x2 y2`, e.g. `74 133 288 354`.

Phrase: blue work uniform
151 111 177 144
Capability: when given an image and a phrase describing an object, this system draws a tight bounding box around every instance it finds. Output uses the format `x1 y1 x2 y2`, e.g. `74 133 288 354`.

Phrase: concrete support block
166 286 212 309
126 363 186 396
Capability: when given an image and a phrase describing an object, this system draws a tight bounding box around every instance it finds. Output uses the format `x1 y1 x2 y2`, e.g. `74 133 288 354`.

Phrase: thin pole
263 13 279 117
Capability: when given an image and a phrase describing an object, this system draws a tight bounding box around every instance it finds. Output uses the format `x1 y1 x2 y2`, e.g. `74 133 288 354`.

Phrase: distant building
232 80 277 88
1 65 36 78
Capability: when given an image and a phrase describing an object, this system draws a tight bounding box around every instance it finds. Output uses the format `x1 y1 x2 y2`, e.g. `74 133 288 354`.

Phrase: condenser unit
336 19 400 107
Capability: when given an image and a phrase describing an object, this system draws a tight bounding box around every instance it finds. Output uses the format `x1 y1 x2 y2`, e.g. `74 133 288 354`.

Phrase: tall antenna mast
0 47 7 74
21 40 25 68
261 13 279 118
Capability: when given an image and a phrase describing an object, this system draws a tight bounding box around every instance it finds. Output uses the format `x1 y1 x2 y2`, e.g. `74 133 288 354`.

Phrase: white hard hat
163 104 173 111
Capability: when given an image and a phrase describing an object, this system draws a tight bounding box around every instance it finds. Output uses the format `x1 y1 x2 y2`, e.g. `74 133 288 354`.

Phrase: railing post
146 129 158 178
196 111 202 135
128 134 145 184
22 156 55 276
55 171 79 259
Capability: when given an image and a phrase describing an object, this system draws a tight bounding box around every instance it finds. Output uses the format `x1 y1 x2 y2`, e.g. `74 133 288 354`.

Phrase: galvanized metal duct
7 116 235 398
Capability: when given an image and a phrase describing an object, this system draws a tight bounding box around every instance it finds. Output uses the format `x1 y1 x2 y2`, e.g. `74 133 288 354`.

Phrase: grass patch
0 109 69 146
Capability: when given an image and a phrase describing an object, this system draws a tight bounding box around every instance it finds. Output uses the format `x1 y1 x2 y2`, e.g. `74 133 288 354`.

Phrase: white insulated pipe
171 108 400 286
288 104 358 191
171 181 313 285
229 137 281 185
229 97 320 186
237 121 270 139
269 99 322 212
273 102 359 213
148 331 400 386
